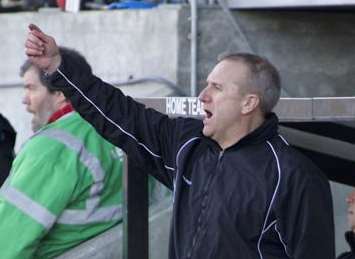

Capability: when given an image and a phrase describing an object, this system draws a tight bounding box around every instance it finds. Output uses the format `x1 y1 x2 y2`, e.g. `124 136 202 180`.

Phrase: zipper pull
218 150 224 161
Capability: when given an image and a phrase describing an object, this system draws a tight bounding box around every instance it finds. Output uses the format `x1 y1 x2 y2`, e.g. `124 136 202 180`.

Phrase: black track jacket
47 52 335 259
0 113 16 186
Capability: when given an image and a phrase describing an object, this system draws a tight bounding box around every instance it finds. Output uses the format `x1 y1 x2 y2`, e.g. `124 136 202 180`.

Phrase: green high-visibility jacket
0 112 123 259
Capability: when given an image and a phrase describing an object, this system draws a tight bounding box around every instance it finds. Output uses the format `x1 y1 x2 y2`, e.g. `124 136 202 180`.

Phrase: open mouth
204 109 212 119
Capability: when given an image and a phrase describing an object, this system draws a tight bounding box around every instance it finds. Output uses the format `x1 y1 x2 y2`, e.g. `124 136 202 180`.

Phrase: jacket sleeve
0 138 76 259
48 53 202 189
0 113 16 186
276 164 335 259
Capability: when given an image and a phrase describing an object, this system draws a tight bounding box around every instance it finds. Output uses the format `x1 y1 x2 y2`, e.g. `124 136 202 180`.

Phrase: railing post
122 153 149 259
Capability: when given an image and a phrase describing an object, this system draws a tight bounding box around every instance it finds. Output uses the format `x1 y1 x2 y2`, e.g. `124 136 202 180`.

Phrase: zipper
187 150 224 258
218 150 224 164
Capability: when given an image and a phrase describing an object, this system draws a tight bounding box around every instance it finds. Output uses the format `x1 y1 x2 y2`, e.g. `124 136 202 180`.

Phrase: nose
198 87 210 103
22 92 30 106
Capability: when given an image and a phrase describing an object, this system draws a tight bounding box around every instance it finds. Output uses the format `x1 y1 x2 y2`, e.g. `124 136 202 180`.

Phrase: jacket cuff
46 53 71 92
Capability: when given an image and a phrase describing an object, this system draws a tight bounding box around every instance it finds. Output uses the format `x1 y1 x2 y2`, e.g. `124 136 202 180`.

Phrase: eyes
24 84 38 91
206 82 223 91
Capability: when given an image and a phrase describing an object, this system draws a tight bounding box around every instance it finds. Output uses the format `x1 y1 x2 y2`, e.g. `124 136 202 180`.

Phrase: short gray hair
218 52 281 114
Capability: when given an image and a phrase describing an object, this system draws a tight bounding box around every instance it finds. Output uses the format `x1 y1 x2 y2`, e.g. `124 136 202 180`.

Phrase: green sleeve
0 137 79 258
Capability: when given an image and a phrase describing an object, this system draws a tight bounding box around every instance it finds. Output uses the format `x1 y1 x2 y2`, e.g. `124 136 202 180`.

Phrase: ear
241 94 260 114
53 91 67 105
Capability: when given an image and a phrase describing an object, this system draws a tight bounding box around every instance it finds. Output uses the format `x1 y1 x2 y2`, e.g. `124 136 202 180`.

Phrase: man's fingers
25 47 43 56
29 24 43 33
25 39 44 52
28 24 51 44
31 29 51 44
27 32 45 47
28 24 48 43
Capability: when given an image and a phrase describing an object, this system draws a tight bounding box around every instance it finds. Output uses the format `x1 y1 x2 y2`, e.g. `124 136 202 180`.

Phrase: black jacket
338 232 355 259
0 113 16 186
48 53 335 259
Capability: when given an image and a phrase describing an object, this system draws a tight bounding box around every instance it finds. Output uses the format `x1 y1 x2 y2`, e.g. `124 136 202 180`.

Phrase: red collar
47 103 74 124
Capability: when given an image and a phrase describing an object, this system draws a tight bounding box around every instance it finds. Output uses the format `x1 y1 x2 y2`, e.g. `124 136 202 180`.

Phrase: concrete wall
178 8 355 97
0 7 180 85
0 87 32 150
0 6 182 150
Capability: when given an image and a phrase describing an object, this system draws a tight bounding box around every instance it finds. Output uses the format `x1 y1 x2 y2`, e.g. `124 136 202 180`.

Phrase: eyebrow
206 79 223 87
24 84 35 89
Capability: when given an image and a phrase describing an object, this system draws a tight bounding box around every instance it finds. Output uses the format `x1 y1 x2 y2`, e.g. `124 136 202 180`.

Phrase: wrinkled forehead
207 59 249 87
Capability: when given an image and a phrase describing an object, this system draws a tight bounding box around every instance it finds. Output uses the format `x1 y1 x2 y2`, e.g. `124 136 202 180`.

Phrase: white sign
65 0 81 13
166 97 204 116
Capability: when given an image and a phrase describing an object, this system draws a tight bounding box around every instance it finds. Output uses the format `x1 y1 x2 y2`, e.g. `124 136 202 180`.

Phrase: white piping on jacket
278 134 289 145
183 175 192 185
172 137 200 200
257 141 283 259
57 68 175 171
261 219 290 257
263 219 277 234
275 223 290 257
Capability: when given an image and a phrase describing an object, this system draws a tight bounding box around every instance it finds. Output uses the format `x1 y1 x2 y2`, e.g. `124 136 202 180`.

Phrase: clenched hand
25 24 61 74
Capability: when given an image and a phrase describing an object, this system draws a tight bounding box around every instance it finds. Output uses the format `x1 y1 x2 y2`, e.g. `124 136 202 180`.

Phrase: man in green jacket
0 47 124 258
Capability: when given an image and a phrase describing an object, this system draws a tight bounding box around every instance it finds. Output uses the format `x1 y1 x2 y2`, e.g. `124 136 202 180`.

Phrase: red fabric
47 103 74 124
56 0 66 10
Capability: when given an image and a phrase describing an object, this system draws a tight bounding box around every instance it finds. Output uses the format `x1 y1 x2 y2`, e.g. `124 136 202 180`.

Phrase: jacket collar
236 112 279 146
203 113 279 151
47 103 74 124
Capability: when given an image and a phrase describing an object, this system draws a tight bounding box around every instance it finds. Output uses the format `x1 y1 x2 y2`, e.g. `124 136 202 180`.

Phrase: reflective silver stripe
0 185 56 230
39 128 121 224
58 205 122 224
39 128 105 211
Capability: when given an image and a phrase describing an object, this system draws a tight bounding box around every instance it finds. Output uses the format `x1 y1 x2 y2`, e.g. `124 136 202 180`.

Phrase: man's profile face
22 67 57 132
198 59 250 147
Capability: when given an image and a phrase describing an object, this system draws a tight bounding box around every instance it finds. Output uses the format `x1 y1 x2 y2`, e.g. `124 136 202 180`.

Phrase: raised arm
25 24 203 188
